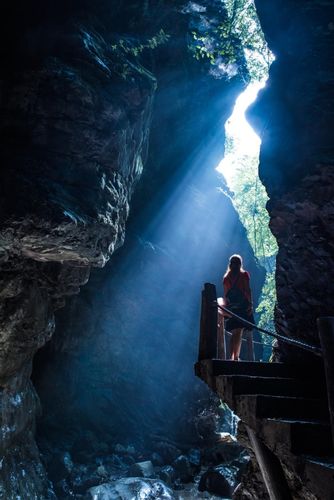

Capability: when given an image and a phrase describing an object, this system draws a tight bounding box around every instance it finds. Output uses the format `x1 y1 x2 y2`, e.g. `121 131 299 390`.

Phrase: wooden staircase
195 359 334 499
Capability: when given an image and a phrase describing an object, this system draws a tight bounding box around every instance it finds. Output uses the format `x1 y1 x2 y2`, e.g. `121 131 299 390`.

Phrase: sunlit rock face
0 2 155 496
249 0 334 360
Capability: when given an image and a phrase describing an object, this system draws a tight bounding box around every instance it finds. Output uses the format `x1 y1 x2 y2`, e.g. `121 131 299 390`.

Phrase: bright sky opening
217 80 265 186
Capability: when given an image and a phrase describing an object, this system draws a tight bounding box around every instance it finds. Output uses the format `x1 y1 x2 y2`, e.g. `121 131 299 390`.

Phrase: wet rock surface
88 479 177 500
199 466 235 497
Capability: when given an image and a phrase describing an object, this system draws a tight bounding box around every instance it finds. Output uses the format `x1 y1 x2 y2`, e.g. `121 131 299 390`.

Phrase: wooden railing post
217 316 226 360
246 329 255 361
317 316 334 449
198 283 218 361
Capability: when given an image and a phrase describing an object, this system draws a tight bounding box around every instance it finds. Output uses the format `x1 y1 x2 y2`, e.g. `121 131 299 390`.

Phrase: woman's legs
230 328 244 360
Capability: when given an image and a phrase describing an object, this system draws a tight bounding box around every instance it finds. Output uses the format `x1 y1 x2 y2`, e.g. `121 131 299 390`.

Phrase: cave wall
0 2 156 496
233 2 334 497
249 0 334 360
0 0 265 497
5 0 333 495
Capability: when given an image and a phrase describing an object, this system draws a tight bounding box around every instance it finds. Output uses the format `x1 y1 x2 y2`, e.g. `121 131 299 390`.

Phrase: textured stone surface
0 4 156 496
234 1 334 499
4 0 333 498
249 0 334 361
127 461 155 479
0 1 260 496
88 478 177 500
199 465 237 497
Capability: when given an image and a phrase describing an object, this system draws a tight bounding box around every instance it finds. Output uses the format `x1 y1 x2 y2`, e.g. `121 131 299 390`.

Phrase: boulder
172 455 193 483
125 445 136 455
87 478 177 499
127 461 155 478
187 448 201 467
155 442 182 463
70 464 103 494
47 451 74 482
97 465 108 478
151 452 164 466
158 465 175 485
199 465 238 498
114 444 127 454
201 440 244 465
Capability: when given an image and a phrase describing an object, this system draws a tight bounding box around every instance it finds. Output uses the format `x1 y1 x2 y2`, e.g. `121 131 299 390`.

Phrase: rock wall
249 0 334 360
233 2 334 499
0 0 266 496
0 3 156 496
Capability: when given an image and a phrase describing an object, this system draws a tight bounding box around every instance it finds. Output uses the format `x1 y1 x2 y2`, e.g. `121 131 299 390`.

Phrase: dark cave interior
0 1 334 499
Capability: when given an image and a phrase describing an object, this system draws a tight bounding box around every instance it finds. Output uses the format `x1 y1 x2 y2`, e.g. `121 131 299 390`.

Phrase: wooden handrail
198 282 255 361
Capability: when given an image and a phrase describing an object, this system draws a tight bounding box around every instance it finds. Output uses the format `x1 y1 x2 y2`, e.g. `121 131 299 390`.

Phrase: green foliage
189 21 243 76
226 149 277 350
256 271 275 330
225 0 273 81
228 154 278 261
110 29 170 79
256 271 276 360
112 29 170 58
189 0 273 81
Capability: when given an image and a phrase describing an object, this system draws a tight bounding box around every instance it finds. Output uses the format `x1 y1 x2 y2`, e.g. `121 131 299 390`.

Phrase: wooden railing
198 282 254 361
198 282 334 449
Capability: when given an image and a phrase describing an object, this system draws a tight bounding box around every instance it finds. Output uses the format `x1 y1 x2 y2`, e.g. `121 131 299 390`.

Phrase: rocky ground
36 398 250 499
39 432 249 499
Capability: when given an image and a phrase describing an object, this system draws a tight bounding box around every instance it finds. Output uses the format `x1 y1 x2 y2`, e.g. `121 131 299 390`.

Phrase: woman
223 254 253 360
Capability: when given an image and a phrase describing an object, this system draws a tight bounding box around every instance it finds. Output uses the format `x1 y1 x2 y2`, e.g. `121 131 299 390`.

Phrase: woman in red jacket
223 254 253 360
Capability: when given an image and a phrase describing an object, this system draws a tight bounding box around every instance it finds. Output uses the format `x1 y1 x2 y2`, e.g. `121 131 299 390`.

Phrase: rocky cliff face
0 3 156 496
249 0 334 360
230 3 334 498
3 0 332 497
0 0 260 497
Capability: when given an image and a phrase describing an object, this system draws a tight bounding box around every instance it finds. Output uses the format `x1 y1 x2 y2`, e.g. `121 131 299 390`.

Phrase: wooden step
216 375 324 404
303 457 334 500
261 418 333 457
291 420 333 455
195 359 324 381
235 394 329 421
